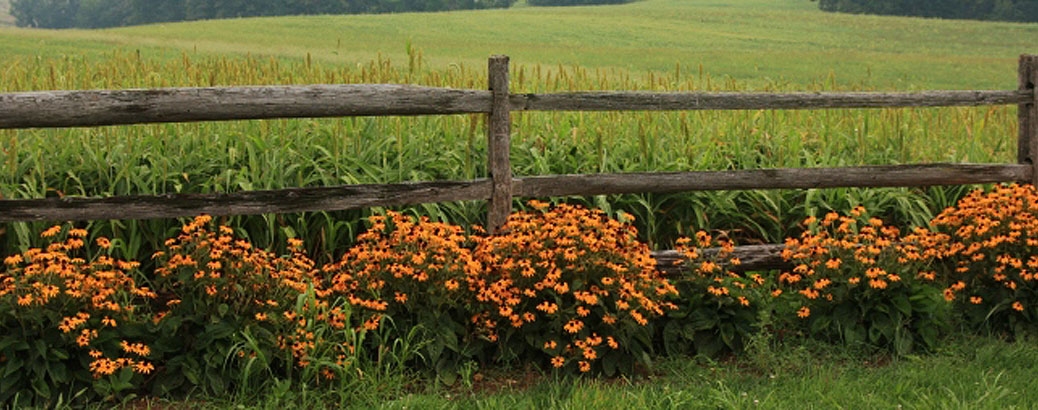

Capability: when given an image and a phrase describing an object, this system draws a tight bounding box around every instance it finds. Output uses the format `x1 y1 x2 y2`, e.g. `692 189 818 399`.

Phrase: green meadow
2 1 1038 408
0 0 1033 262
1 0 1035 90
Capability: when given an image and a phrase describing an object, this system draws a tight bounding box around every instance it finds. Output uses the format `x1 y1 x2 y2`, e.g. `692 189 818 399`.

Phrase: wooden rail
0 87 1028 129
1 54 1037 271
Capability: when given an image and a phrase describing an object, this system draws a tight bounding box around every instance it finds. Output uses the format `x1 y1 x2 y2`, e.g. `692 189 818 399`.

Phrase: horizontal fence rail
0 88 1030 129
510 90 1031 112
0 163 1030 223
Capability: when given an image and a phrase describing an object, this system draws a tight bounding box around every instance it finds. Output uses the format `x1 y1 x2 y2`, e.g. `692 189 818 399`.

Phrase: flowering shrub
0 225 154 406
662 231 766 357
321 211 484 376
920 184 1038 335
150 215 324 395
776 207 948 354
472 201 678 375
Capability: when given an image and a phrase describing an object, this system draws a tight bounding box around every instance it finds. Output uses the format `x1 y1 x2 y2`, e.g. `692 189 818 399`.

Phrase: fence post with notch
486 55 513 234
1018 54 1038 185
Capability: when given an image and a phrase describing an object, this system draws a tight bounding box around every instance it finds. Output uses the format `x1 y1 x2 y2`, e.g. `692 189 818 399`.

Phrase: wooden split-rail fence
1 55 1036 272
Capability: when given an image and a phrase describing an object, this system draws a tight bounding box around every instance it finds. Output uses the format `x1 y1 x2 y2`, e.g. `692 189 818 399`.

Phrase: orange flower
564 319 584 334
96 237 111 249
797 306 810 318
868 279 888 290
578 361 591 373
536 301 559 314
970 296 983 304
133 361 155 375
1013 301 1025 312
41 225 62 238
551 356 565 368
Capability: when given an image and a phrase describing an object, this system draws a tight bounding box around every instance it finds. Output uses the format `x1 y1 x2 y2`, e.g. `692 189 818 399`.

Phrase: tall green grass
0 49 1018 263
75 334 1038 409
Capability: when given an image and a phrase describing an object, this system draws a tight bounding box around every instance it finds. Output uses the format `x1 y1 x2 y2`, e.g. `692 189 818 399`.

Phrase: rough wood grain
653 244 789 275
486 55 513 234
0 180 492 222
510 90 1028 112
2 87 1026 129
514 164 1031 197
1020 55 1038 185
0 84 493 129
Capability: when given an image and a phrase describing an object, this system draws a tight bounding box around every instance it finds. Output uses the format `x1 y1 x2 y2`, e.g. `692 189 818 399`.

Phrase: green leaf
0 338 29 352
892 293 912 316
894 331 914 356
601 352 619 377
693 330 723 358
2 354 24 378
31 375 52 400
688 308 718 331
661 321 689 356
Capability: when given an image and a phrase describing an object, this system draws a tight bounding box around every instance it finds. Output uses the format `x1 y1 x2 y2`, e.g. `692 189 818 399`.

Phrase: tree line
816 0 1038 22
10 0 635 29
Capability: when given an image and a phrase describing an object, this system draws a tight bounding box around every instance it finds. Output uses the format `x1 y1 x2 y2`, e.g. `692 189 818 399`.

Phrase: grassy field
0 0 1035 90
0 0 1031 263
100 334 1038 409
2 2 1038 408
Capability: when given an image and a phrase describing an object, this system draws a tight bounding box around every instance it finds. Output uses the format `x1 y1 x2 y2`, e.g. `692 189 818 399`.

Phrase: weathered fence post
1019 54 1038 185
486 55 513 234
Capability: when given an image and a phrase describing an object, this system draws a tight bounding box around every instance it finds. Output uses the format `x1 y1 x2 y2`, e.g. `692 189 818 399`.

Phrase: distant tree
11 0 79 28
814 0 1038 22
75 0 131 28
11 0 519 28
528 0 631 5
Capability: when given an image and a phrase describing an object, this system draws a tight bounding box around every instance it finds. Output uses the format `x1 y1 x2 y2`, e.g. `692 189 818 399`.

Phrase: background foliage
816 0 1038 22
10 0 517 28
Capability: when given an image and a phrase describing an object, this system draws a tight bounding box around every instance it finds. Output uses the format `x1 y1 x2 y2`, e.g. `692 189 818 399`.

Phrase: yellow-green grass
0 0 1035 90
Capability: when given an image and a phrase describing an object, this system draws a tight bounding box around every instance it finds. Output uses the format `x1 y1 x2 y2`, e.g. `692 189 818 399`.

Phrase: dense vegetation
0 0 1035 406
6 185 1038 407
9 0 517 28
816 0 1038 22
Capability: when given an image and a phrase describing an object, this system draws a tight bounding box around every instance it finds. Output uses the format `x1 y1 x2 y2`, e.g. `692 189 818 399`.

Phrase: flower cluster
152 215 326 371
321 211 483 368
663 231 765 356
777 207 946 353
0 225 155 404
472 201 678 375
917 183 1038 333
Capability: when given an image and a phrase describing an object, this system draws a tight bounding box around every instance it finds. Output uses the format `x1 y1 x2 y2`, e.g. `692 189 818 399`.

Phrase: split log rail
1 54 1036 272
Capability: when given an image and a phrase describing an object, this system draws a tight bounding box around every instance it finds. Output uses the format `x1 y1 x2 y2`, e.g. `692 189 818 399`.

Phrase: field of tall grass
0 0 1034 89
0 48 1020 265
1 1 1036 407
0 0 1031 263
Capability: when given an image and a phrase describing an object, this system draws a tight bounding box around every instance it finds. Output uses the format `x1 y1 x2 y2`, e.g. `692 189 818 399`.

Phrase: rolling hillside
0 0 1035 89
